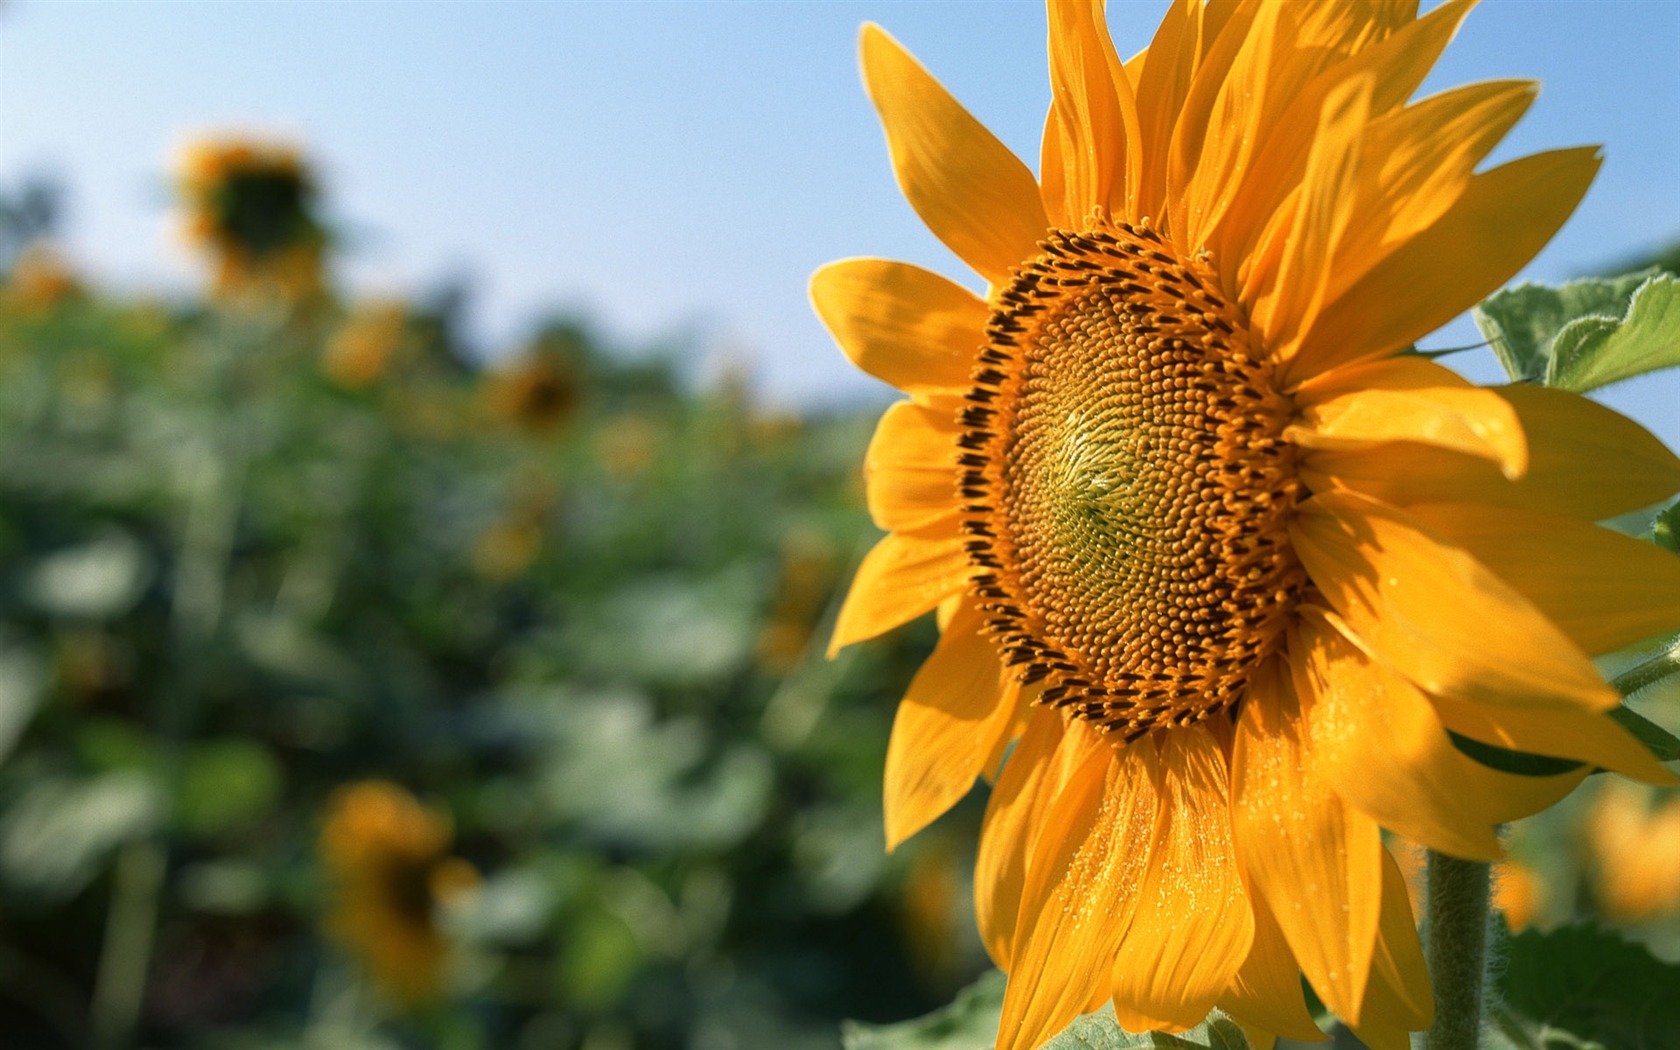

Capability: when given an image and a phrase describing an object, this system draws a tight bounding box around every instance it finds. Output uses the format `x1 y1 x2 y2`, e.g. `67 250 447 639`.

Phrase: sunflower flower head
323 300 410 390
814 3 1680 1046
318 781 478 1006
176 136 328 305
1588 780 1680 922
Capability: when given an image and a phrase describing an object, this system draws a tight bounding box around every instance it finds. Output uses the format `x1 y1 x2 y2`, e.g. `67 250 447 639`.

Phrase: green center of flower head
961 221 1305 740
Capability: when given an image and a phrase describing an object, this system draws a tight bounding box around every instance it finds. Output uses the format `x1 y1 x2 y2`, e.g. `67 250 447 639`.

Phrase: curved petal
829 524 969 656
1218 887 1327 1042
860 24 1048 286
1291 491 1617 713
974 707 1074 967
1232 658 1383 1026
810 259 987 398
1431 693 1677 785
1299 384 1680 520
1131 0 1202 219
1110 727 1254 1033
1298 614 1582 859
1406 503 1680 658
864 400 959 532
1284 147 1601 386
1349 847 1434 1044
883 601 1013 849
1288 356 1526 478
996 738 1151 1050
1045 0 1142 222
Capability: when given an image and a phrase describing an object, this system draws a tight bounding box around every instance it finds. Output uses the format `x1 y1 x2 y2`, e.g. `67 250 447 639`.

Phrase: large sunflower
813 3 1680 1047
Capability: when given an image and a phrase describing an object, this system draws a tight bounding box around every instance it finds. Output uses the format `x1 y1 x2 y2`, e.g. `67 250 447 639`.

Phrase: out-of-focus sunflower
323 301 409 390
177 137 327 304
757 530 841 675
319 781 478 1006
1588 781 1680 922
2 244 81 314
485 350 582 435
814 3 1680 1046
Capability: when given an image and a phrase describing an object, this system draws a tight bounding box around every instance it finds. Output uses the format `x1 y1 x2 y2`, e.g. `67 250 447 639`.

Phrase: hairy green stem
90 841 166 1050
1610 640 1680 699
1423 850 1492 1050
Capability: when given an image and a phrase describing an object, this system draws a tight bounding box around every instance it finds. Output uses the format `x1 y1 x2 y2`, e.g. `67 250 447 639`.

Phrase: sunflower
318 781 478 1006
177 137 327 303
813 3 1680 1047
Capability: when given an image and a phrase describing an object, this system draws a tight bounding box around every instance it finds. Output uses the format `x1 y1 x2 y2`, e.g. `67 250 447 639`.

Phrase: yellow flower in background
1589 781 1680 922
814 3 1680 1047
2 244 82 314
319 781 478 1006
324 301 409 390
485 352 582 435
177 136 327 304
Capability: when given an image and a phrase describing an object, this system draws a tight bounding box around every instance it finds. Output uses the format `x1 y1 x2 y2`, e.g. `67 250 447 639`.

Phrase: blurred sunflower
485 351 582 435
814 3 1680 1046
1588 781 1680 922
2 243 81 314
319 781 478 1006
323 300 409 390
177 137 327 304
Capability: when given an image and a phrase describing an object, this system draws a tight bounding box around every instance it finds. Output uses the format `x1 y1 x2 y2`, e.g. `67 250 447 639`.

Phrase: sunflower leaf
1447 730 1583 777
1547 275 1680 391
1653 500 1680 554
1489 923 1680 1050
1039 1012 1251 1050
840 969 1005 1050
1473 270 1654 382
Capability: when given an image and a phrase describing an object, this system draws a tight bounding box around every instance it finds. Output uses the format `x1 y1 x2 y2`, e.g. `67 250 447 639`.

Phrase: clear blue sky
2 0 1676 444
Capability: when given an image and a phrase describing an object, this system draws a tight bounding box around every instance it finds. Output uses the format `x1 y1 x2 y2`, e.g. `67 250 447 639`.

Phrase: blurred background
0 2 1677 1049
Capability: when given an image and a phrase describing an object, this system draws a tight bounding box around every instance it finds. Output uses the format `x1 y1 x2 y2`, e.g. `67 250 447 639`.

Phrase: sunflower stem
1422 850 1491 1050
1609 638 1680 698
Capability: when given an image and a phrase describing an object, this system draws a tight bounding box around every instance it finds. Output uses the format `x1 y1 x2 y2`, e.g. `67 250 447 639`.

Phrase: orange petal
860 24 1048 286
1218 885 1327 1042
1109 727 1254 1033
1045 0 1142 221
1408 503 1680 657
1285 147 1600 386
1131 0 1202 219
1298 615 1582 860
864 400 958 532
1431 693 1677 785
810 259 987 398
974 707 1071 967
1232 658 1383 1025
1291 491 1617 713
996 739 1151 1050
883 601 1011 849
1299 383 1680 521
1350 847 1434 1042
1289 356 1526 479
828 524 968 656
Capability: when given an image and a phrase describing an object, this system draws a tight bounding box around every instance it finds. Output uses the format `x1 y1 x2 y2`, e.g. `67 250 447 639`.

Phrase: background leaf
1473 271 1654 382
1548 275 1680 391
1491 923 1680 1050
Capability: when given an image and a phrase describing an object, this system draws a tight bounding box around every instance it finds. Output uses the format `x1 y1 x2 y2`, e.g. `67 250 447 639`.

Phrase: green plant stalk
1610 639 1680 699
1423 851 1492 1050
89 841 166 1050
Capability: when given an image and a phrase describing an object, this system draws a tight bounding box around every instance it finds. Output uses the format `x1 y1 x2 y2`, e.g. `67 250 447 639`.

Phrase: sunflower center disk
961 223 1304 739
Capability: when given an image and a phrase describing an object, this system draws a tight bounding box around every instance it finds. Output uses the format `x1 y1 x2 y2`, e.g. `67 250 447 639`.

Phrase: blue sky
2 0 1676 443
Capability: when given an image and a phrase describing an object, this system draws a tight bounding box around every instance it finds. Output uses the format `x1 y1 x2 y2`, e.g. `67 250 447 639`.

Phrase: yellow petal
1285 147 1600 386
1298 614 1582 860
1038 104 1071 229
864 400 958 532
1110 727 1254 1033
883 601 1010 849
1045 0 1142 221
1232 659 1383 1025
1218 887 1328 1043
1431 693 1678 785
974 707 1072 967
810 259 987 398
1289 352 1526 480
860 24 1048 286
1131 0 1202 219
1292 491 1617 713
1351 847 1434 1038
1299 384 1680 521
1407 503 1680 658
996 740 1149 1050
828 524 968 656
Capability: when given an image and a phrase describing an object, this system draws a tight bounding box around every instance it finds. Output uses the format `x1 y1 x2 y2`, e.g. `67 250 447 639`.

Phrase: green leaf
1448 731 1583 777
175 739 284 836
841 970 1005 1050
1041 1012 1250 1050
1473 270 1653 382
1548 275 1680 391
1653 500 1680 555
1605 704 1680 761
841 971 1252 1050
1491 924 1680 1050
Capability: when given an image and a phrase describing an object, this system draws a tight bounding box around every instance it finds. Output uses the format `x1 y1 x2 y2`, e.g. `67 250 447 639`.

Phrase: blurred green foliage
0 206 994 1048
